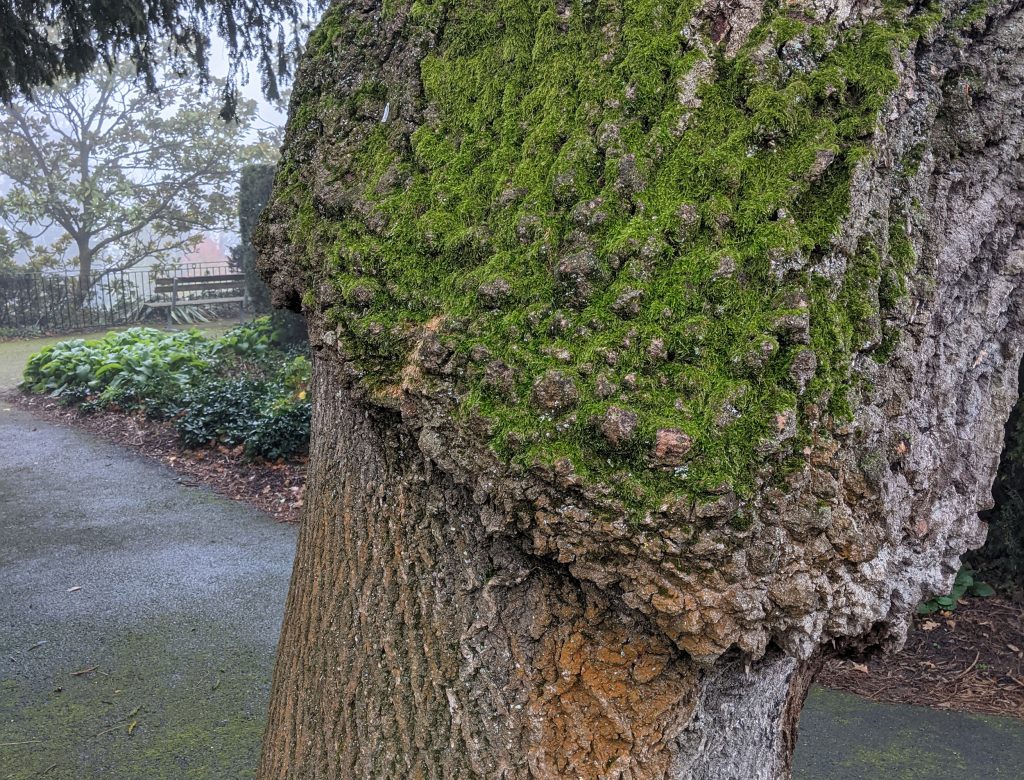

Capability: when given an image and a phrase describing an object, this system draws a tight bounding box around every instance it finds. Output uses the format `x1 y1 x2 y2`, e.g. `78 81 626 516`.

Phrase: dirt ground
821 596 1024 719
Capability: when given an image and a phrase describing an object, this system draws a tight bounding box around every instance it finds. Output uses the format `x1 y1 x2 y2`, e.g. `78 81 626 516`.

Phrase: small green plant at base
175 354 312 460
210 318 276 358
917 567 996 616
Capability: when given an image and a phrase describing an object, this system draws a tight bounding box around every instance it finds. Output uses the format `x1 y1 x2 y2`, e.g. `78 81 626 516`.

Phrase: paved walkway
0 406 296 779
1 405 1022 779
795 687 1024 778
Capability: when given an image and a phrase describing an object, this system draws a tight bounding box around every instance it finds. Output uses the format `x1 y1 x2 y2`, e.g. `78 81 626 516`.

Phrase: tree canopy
0 60 273 294
0 1 323 117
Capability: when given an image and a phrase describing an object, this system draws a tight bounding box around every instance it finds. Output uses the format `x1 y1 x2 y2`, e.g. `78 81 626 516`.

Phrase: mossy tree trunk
256 0 1024 777
257 359 821 779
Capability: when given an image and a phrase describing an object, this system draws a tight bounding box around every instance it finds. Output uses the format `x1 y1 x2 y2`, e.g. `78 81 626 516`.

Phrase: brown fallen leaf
851 662 870 674
921 620 940 632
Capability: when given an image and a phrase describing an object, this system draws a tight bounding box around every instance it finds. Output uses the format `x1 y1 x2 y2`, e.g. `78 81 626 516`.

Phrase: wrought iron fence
0 264 240 334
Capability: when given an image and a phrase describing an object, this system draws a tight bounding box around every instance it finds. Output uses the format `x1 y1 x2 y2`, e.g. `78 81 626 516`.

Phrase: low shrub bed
21 318 311 460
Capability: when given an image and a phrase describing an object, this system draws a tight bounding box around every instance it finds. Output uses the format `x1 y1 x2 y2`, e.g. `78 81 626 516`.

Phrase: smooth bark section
257 358 817 779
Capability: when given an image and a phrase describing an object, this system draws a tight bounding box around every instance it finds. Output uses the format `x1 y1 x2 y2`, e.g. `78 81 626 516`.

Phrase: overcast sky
208 36 290 129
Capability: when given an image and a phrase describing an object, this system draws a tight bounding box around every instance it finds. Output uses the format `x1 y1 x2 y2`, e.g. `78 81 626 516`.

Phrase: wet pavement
0 406 296 779
1 404 1022 779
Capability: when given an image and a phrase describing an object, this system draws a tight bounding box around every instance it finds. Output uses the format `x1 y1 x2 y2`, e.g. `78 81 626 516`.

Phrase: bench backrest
153 273 246 297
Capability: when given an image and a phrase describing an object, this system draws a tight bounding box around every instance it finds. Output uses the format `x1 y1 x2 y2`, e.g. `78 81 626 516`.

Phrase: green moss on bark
277 1 934 515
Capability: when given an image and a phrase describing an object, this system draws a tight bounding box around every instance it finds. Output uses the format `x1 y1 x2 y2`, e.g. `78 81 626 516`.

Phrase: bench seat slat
146 296 246 308
154 273 246 283
154 277 244 286
154 285 245 294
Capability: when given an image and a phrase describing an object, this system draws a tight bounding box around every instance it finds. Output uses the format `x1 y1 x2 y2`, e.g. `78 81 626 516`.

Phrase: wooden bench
149 273 248 323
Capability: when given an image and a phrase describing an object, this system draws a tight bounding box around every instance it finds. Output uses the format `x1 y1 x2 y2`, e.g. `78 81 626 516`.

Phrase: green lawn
0 320 244 390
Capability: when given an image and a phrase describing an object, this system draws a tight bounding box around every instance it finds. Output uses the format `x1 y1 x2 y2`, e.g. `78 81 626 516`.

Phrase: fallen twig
951 650 981 684
94 721 131 737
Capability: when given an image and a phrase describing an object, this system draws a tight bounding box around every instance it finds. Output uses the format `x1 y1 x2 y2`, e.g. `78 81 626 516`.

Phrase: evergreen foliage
0 0 323 117
235 162 308 343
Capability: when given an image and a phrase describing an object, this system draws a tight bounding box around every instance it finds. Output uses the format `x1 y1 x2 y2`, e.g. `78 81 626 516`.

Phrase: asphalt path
1 405 1021 779
0 406 296 779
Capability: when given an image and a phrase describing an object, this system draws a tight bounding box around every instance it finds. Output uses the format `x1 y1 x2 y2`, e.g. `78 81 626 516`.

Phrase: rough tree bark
259 359 825 778
256 1 1024 777
75 237 93 306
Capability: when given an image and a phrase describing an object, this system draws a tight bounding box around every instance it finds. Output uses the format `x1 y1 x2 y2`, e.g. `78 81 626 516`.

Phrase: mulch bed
7 390 1024 719
820 596 1024 719
7 392 305 524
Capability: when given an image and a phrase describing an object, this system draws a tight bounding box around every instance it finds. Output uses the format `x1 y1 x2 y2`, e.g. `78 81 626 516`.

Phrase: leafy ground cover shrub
22 328 211 412
176 355 310 460
21 319 311 460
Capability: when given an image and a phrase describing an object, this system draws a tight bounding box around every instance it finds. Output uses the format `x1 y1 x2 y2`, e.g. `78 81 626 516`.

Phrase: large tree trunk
259 359 823 779
256 1 1024 776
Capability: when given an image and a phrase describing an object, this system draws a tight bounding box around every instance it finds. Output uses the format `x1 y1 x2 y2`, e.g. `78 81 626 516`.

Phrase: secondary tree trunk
258 358 822 779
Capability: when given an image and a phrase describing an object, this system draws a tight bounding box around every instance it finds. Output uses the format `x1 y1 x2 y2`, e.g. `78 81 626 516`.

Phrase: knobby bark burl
257 1 1024 777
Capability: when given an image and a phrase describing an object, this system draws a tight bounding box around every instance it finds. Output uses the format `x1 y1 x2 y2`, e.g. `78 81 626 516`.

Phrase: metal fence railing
0 264 241 334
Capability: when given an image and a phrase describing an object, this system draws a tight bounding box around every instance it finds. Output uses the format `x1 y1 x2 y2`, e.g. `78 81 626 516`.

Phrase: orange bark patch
524 602 698 778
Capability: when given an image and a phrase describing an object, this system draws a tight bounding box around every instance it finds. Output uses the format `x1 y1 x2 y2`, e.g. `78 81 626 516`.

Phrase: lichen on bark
257 0 1024 772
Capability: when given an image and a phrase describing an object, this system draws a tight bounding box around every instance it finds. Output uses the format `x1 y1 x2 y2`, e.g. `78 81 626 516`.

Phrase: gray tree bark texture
256 1 1024 777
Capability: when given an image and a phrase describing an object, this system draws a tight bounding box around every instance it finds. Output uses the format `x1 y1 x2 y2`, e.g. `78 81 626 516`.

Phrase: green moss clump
882 217 917 308
955 0 991 30
278 1 936 517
